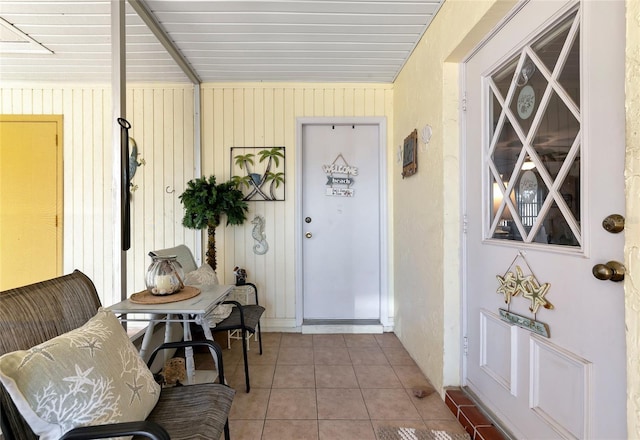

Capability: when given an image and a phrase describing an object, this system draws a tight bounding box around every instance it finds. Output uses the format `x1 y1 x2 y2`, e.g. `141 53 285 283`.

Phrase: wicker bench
0 270 234 440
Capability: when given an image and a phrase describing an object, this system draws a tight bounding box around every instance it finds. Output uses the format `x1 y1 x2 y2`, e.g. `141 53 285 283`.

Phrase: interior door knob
305 232 312 239
592 260 625 282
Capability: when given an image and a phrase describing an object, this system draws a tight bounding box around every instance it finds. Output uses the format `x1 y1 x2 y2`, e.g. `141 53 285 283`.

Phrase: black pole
117 117 131 251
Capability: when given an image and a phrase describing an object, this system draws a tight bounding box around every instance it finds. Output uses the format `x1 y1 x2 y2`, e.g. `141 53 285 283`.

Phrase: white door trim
295 117 389 329
459 0 549 390
459 61 470 387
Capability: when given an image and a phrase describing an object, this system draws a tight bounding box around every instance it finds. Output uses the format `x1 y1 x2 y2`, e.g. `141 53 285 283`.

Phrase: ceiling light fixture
522 158 536 170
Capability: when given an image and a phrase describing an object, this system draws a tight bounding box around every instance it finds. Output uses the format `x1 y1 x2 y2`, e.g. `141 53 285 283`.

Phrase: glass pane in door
508 55 548 138
557 30 580 107
486 11 581 247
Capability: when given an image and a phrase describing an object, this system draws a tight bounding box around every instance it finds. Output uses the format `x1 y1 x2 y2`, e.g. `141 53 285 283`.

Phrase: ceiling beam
128 0 201 84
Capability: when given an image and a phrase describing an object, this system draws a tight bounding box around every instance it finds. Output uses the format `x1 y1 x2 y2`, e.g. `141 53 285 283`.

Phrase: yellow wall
199 83 394 328
625 0 640 436
392 0 514 392
392 0 640 433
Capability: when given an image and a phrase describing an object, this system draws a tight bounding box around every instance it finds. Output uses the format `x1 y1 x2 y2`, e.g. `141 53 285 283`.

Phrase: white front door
463 1 626 438
300 121 382 322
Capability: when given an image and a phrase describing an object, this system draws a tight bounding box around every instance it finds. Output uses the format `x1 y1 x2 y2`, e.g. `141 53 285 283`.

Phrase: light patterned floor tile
272 364 316 388
361 388 422 420
262 420 319 440
266 388 317 419
315 365 359 388
317 388 369 420
318 420 376 440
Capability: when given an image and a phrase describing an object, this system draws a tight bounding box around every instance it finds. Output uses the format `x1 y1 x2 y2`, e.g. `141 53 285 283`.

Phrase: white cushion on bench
0 308 160 440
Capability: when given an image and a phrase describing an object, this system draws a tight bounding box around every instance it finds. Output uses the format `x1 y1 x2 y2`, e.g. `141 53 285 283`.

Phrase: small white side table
108 284 234 384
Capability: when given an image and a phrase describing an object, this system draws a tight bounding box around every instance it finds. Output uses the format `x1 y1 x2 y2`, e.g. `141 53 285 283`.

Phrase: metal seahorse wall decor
251 215 269 255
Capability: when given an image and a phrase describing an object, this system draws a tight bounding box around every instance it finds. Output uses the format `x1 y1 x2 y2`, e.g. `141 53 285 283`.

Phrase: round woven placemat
129 285 201 304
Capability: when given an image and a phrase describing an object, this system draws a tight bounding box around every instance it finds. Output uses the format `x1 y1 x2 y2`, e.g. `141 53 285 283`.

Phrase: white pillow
184 264 219 286
0 308 160 440
204 303 234 327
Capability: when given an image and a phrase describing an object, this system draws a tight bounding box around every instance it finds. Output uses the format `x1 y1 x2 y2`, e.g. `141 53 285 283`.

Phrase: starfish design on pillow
63 365 95 393
78 338 101 357
127 374 144 404
18 343 58 368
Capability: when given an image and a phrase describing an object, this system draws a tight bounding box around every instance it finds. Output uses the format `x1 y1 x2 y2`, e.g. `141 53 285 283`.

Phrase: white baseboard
301 324 384 334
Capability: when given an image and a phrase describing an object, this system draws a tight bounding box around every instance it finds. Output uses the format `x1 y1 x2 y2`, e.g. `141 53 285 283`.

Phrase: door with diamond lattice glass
463 2 626 438
488 11 581 247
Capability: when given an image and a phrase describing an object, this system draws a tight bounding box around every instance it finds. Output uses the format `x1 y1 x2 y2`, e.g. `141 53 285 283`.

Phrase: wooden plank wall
0 85 197 307
126 86 198 299
201 83 393 329
0 82 393 329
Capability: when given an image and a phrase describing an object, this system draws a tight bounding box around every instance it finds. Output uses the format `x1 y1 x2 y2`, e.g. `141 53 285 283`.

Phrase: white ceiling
0 0 444 84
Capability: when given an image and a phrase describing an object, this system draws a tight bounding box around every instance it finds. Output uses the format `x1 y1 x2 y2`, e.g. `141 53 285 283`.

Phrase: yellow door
0 115 63 290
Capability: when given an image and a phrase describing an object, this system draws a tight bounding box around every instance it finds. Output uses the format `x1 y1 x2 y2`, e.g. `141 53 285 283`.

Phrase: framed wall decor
402 129 418 178
230 146 286 201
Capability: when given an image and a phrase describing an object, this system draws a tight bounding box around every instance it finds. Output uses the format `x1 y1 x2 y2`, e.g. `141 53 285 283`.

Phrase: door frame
295 117 389 329
460 0 540 390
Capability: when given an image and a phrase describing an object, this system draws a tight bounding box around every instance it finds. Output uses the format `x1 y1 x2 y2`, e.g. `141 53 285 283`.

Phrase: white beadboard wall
126 86 199 298
0 84 198 307
0 82 394 329
200 83 394 329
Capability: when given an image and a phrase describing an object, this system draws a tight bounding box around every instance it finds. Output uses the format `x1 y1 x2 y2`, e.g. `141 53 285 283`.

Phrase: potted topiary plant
179 175 249 271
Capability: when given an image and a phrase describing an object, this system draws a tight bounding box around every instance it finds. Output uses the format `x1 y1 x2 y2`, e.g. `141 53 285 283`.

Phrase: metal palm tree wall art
231 147 286 201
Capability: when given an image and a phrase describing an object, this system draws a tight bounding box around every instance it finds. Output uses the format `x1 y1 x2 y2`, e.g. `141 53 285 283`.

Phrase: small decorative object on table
146 254 185 295
159 357 187 387
234 266 247 285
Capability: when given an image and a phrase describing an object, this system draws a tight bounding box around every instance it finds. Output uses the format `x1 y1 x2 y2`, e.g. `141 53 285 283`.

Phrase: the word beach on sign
327 176 354 186
324 154 358 197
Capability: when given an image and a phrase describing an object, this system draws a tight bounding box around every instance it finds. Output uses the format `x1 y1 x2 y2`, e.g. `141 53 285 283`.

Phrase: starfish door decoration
512 266 534 297
496 252 554 314
496 272 516 304
522 277 553 314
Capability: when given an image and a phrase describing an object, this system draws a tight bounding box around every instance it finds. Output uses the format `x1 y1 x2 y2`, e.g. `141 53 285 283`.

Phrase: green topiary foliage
179 175 248 271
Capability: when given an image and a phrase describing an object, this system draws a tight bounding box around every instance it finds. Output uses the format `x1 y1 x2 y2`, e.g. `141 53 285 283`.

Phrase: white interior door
463 1 626 438
301 123 381 321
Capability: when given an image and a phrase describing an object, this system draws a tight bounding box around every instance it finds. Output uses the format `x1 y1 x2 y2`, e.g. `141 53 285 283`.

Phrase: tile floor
195 332 469 440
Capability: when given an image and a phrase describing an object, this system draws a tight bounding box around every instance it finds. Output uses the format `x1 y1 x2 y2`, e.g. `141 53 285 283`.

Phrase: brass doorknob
305 232 312 239
592 261 625 282
602 214 625 233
